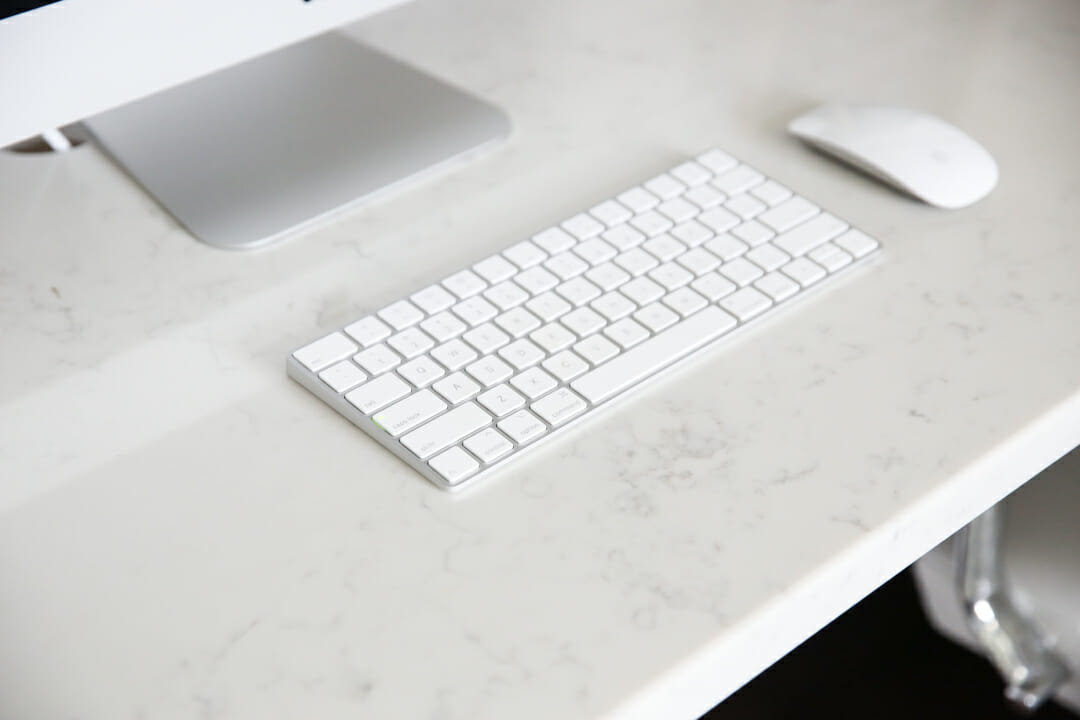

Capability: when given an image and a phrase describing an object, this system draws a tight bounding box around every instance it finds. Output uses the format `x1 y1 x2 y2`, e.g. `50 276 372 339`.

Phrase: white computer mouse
788 103 998 209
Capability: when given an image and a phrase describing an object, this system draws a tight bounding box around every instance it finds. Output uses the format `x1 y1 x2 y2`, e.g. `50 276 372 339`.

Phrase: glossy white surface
0 0 406 146
2 1 1080 719
788 103 999 209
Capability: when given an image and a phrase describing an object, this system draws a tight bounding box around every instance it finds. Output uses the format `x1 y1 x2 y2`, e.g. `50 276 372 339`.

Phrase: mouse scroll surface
788 103 998 209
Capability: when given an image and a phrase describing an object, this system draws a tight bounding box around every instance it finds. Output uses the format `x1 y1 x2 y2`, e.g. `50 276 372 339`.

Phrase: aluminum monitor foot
85 33 510 250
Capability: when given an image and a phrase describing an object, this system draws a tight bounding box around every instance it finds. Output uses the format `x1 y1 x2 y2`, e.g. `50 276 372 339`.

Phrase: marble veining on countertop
2 1 1079 718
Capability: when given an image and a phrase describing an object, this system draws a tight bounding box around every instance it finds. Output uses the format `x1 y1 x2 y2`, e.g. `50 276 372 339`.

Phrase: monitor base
84 33 510 250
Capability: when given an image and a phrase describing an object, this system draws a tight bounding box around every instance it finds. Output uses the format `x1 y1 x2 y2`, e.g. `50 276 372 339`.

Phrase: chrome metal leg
956 503 1071 711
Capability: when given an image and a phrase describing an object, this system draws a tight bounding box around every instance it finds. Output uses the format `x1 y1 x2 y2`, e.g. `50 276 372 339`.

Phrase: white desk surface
3 1 1080 718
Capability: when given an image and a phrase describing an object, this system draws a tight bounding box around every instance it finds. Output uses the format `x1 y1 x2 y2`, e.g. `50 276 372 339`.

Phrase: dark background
1 1 62 21
702 570 1076 720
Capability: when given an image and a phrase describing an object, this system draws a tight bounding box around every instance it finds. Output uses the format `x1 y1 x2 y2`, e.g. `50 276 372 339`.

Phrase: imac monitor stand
84 34 510 249
0 0 509 250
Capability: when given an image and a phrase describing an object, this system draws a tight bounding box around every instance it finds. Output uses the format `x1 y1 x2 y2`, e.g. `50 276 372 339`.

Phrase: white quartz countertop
2 1 1080 718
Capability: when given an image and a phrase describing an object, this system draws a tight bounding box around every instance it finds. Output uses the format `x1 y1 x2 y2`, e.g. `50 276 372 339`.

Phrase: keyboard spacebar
571 307 737 404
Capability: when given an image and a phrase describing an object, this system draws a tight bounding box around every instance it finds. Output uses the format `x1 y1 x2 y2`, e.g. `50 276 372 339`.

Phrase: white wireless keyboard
288 149 880 491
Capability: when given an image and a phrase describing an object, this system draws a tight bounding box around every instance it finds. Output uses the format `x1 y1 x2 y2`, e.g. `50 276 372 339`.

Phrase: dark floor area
702 570 1076 720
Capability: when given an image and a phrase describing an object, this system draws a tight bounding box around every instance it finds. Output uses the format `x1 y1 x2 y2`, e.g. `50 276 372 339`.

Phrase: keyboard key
642 234 686 262
690 272 737 301
656 197 699 223
604 318 650 349
372 389 446 437
573 238 618 265
353 343 402 374
401 402 491 459
533 226 577 254
704 233 749 260
420 311 467 342
670 160 712 187
698 207 740 233
616 186 660 213
411 284 457 314
630 210 675 237
649 262 694 291
614 248 660 276
773 212 847 256
561 307 606 336
601 223 646 250
531 388 587 426
589 199 633 227
731 220 775 247
834 229 879 258
386 327 434 358
661 287 708 317
543 350 589 382
585 262 631 291
634 302 679 332
463 427 514 463
429 338 477 371
525 292 572 322
619 276 665 305
397 355 446 388
676 247 721 275
808 242 853 272
510 367 558 399
466 356 514 387
561 213 605 240
644 173 686 199
530 322 577 353
545 251 589 280
432 371 481 404
572 306 737 404
574 334 620 365
712 165 764 195
719 257 765 286
472 255 518 284
452 296 499 326
494 307 542 338
670 219 713 247
461 323 509 354
725 194 766 220
378 300 424 330
781 257 827 287
483 281 530 311
745 244 791 272
555 277 602 306
318 360 367 393
293 332 357 372
442 269 487 299
345 373 410 414
343 316 391 348
750 180 792 206
591 292 636 321
754 272 800 302
758 196 820 233
503 240 547 269
497 409 547 444
498 338 546 370
696 149 737 174
719 286 773 321
429 446 479 485
477 383 526 416
684 184 726 211
399 354 444 388
514 266 560 295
